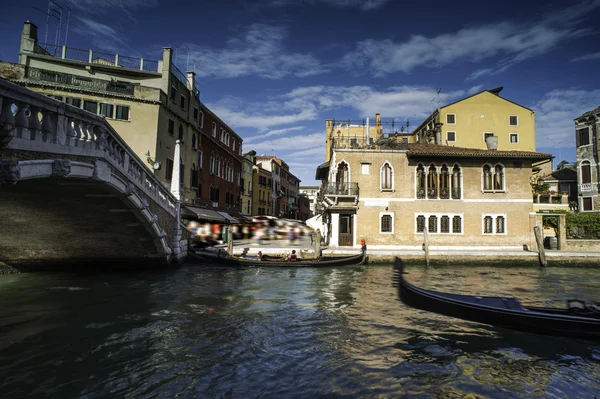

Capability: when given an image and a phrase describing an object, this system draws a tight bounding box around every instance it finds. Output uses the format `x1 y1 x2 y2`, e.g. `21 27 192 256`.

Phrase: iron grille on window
484 216 493 234
381 215 392 232
441 216 450 233
428 215 437 233
452 216 462 233
496 216 505 234
416 215 425 232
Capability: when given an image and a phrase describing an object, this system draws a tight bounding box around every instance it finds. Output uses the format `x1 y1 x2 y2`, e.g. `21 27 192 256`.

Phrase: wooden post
315 229 321 259
423 226 430 266
534 226 547 267
227 225 233 256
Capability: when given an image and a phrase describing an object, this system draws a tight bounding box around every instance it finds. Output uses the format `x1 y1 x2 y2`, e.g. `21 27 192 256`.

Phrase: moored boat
188 247 366 267
393 258 600 340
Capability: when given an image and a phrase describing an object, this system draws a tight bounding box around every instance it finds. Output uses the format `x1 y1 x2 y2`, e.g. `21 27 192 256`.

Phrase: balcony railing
27 66 135 95
33 42 160 72
322 183 359 196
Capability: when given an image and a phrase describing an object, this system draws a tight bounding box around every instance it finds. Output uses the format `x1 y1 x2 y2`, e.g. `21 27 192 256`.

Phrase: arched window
494 164 504 190
428 215 437 233
581 161 591 184
380 214 393 233
483 164 493 191
210 154 215 174
439 164 450 199
451 164 462 199
427 164 438 199
416 215 426 232
416 164 426 199
381 162 393 191
212 122 216 137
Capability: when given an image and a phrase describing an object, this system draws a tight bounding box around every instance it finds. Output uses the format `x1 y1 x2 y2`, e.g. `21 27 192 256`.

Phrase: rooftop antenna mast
62 2 71 47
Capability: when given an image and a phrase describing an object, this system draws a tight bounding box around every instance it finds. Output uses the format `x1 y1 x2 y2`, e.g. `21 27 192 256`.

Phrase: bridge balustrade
0 77 176 216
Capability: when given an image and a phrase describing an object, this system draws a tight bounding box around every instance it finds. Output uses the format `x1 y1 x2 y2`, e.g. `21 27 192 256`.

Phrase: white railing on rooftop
33 42 160 73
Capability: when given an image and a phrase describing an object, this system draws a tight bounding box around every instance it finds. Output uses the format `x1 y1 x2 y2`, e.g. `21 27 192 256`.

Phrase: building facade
574 106 600 212
412 87 537 153
317 141 552 249
299 185 320 217
252 165 272 216
240 151 256 216
4 21 242 219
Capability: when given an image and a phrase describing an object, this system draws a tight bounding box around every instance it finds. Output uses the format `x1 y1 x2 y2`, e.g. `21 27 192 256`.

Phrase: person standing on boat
290 250 297 262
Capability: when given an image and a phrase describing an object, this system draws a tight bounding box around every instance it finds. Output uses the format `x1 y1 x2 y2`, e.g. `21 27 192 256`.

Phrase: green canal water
0 264 599 398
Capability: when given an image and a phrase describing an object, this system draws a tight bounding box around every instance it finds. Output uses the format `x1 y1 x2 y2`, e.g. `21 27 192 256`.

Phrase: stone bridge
0 77 187 271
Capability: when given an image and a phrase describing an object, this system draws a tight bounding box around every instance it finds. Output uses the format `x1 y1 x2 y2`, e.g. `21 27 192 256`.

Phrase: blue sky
1 0 600 185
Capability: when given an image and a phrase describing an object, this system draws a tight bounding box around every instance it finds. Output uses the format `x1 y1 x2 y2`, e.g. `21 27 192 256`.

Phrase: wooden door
338 215 353 246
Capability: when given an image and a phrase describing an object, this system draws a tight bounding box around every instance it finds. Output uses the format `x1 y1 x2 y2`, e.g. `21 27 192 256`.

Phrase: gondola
393 258 600 340
188 247 367 267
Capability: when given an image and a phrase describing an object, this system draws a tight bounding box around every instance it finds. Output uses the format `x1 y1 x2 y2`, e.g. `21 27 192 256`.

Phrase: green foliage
566 213 600 239
531 182 550 193
542 210 567 234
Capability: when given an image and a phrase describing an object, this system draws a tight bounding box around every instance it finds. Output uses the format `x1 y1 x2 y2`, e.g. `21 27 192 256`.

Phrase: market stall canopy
182 206 227 223
216 211 239 224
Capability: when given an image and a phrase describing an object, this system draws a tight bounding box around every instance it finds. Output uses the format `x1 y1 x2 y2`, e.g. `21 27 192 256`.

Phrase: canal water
0 264 599 398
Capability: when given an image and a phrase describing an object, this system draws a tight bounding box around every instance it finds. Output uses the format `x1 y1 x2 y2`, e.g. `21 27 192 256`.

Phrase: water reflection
0 264 598 398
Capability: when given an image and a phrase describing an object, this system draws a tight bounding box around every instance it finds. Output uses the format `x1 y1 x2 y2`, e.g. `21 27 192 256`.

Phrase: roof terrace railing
33 42 160 73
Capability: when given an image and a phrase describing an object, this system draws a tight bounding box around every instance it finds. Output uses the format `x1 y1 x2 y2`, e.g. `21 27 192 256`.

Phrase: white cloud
533 88 600 151
572 51 600 62
187 24 329 79
256 0 393 10
249 133 324 153
73 17 128 52
244 126 305 143
341 1 598 78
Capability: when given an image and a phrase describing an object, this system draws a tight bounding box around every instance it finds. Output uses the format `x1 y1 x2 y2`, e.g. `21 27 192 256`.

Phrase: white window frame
379 212 394 234
414 213 463 234
509 133 519 144
199 111 204 128
577 126 591 147
446 131 456 142
115 105 130 121
99 102 114 118
482 162 506 193
361 162 370 175
509 115 518 126
446 113 456 125
482 213 507 235
212 122 217 137
581 197 594 212
197 148 203 169
380 160 394 192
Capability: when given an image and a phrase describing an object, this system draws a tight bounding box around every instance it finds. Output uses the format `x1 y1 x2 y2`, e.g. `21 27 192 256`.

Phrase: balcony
320 183 359 210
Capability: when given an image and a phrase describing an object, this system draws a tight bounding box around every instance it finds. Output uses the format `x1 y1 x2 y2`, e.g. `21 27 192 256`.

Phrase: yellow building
3 22 242 211
252 166 272 216
413 87 536 152
241 151 256 216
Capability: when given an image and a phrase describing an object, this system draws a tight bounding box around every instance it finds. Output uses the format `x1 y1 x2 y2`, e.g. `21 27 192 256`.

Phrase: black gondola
188 248 366 267
393 258 600 340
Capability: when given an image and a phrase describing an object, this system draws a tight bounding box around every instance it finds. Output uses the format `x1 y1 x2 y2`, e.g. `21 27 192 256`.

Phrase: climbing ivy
566 213 600 239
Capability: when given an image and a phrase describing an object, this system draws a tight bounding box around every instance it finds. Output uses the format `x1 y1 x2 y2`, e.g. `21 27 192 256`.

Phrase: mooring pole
227 225 233 256
423 226 430 266
534 226 547 267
